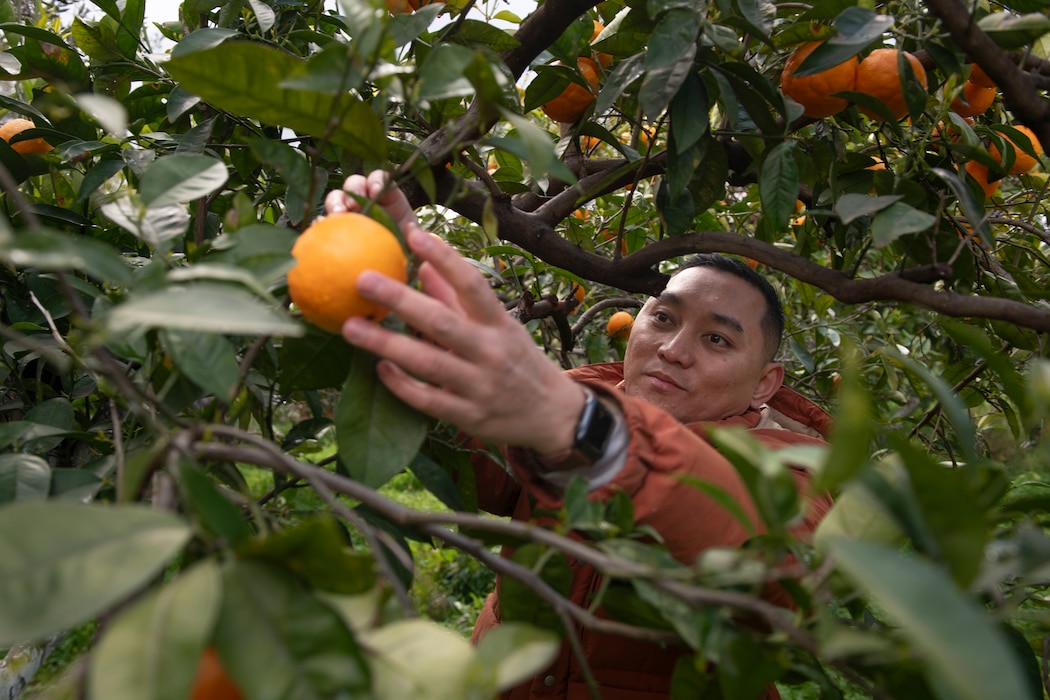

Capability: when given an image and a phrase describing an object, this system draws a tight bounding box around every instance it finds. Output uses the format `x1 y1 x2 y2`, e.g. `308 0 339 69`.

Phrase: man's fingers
405 228 510 326
342 314 477 389
372 359 479 426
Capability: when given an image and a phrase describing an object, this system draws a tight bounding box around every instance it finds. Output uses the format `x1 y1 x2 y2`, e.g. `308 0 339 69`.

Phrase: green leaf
0 502 190 645
887 435 988 587
706 427 800 533
239 517 377 595
978 11 1050 50
828 539 1034 700
3 227 132 286
249 138 322 226
940 320 1031 422
0 422 71 452
871 202 937 248
472 623 560 694
335 348 429 489
639 9 700 121
278 327 357 391
887 349 978 465
213 559 371 698
669 72 709 154
417 44 479 102
363 618 476 698
930 166 994 249
205 223 297 284
759 141 799 230
834 193 904 224
676 473 757 535
106 283 303 337
164 41 387 162
0 453 51 504
178 463 254 548
793 8 894 76
815 341 872 492
500 543 573 633
160 328 241 401
498 109 576 184
718 634 784 699
89 560 221 700
139 153 229 207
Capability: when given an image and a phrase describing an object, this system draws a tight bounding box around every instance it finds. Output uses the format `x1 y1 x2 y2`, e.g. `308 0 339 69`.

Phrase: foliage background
1 0 1050 698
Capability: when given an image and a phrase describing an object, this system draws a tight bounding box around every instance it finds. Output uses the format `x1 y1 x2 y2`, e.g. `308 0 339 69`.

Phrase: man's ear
750 362 784 409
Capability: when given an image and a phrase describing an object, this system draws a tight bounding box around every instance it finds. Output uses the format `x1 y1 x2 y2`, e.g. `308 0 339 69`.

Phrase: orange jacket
470 362 834 700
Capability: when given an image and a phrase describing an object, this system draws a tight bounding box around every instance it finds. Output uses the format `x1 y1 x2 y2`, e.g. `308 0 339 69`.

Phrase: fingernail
356 270 382 295
342 316 368 342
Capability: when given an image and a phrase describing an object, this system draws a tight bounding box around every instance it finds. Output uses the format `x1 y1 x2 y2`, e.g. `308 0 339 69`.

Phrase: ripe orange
854 48 928 121
780 41 858 119
190 648 245 700
606 311 634 339
569 284 585 311
968 63 996 89
950 81 996 118
989 125 1042 174
964 159 999 200
581 135 602 153
591 21 612 69
541 57 600 124
0 118 52 154
601 228 628 255
288 212 408 333
572 208 590 221
386 0 429 13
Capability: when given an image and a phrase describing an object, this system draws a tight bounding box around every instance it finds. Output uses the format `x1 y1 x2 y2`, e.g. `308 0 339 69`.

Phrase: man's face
622 266 783 424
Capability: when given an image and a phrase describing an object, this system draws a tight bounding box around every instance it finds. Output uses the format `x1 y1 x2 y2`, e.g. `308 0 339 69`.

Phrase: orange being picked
288 212 408 333
780 41 858 119
190 647 245 700
989 125 1042 174
0 117 52 154
606 311 634 339
964 159 1000 201
950 80 996 118
590 20 612 69
854 48 928 121
541 57 600 124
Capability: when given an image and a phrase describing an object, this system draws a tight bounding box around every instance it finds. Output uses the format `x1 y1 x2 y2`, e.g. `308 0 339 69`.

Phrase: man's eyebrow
656 290 745 335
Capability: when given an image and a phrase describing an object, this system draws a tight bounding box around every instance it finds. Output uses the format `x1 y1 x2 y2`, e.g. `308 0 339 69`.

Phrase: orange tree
1 0 1050 698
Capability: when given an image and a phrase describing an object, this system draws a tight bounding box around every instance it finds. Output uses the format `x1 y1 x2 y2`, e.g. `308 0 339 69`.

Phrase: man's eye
654 311 670 323
709 334 726 345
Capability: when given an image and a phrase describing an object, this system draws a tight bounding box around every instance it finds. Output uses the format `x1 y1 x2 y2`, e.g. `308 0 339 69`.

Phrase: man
325 173 833 700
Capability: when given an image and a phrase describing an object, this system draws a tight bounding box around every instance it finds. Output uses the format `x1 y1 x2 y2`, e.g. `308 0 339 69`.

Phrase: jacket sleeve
507 386 766 565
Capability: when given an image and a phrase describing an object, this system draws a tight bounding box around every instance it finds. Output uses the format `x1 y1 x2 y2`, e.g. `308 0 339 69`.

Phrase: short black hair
674 254 784 361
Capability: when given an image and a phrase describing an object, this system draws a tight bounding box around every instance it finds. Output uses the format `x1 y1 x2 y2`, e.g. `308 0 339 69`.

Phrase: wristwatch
537 389 616 470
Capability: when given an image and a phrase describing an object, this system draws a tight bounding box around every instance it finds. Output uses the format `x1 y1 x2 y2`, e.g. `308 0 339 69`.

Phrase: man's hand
331 173 587 457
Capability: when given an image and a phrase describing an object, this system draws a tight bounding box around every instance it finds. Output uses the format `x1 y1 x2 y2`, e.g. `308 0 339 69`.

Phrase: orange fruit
964 159 999 200
950 81 996 118
569 284 585 311
288 212 408 333
968 63 996 89
572 208 590 221
0 117 52 154
600 228 628 255
190 648 245 700
606 311 634 339
541 57 600 124
932 116 975 143
989 125 1042 174
591 20 612 69
780 41 858 119
854 48 928 121
386 0 428 13
581 135 602 153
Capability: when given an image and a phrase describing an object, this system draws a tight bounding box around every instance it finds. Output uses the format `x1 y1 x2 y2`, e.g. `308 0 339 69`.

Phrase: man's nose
657 332 692 366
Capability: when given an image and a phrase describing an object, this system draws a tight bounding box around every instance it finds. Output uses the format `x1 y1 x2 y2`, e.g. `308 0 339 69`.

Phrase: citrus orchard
591 21 612 69
964 159 1000 201
780 41 858 119
190 648 245 700
287 212 408 333
606 311 634 339
0 118 52 154
968 63 996 89
541 58 600 124
854 48 927 121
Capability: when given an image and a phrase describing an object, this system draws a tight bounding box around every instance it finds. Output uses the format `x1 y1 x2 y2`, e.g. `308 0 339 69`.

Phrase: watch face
575 394 614 461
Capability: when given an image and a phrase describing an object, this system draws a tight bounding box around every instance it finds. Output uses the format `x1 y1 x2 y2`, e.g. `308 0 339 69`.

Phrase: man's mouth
646 370 685 391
